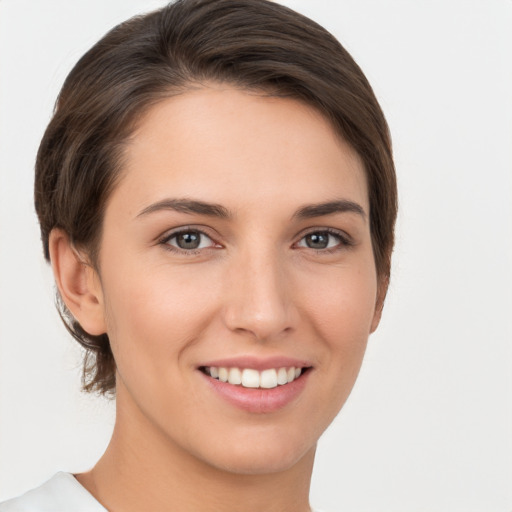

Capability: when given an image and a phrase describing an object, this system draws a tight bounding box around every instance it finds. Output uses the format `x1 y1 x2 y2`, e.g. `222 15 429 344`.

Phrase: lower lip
200 370 311 414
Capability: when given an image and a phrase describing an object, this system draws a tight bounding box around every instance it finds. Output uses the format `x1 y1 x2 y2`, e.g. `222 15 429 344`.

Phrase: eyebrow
136 198 231 219
136 198 366 221
293 199 367 220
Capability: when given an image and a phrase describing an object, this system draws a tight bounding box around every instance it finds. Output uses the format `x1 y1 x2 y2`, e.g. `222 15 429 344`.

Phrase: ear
370 275 389 334
48 228 107 336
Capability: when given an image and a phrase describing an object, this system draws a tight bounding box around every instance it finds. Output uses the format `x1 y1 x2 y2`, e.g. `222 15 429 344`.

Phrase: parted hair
35 0 397 395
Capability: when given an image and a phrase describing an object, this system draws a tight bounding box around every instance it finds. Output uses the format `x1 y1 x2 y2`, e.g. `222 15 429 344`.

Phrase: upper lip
198 356 312 371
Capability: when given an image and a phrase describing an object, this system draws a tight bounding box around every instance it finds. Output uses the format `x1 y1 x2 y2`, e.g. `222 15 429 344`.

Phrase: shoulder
1 477 327 512
0 473 106 512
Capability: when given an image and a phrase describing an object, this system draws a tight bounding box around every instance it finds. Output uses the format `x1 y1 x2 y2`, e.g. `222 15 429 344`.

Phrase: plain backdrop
0 1 511 510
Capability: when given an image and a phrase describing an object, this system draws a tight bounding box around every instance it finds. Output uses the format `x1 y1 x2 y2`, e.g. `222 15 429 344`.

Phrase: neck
77 389 315 512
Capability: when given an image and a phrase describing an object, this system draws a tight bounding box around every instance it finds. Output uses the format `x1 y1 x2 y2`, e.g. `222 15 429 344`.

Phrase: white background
1 1 511 510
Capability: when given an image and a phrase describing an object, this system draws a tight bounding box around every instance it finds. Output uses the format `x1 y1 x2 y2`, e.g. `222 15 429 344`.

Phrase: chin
192 427 317 476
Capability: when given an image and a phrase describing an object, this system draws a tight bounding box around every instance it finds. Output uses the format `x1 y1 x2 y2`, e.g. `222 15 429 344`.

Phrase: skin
50 85 383 512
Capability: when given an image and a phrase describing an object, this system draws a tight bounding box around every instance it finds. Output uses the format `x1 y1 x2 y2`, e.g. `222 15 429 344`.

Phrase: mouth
199 365 310 389
198 357 313 413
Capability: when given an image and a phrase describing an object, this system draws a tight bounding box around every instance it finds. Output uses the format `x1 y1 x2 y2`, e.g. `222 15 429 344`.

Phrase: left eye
164 230 215 251
297 231 343 250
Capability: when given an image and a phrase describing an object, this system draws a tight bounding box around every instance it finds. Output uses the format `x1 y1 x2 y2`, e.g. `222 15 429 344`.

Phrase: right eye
161 229 217 253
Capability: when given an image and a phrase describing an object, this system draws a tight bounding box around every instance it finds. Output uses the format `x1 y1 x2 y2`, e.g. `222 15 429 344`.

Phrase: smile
198 357 313 413
201 366 305 389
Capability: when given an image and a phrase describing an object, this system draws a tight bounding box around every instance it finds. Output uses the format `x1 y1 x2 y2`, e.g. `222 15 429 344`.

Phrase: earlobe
48 228 107 336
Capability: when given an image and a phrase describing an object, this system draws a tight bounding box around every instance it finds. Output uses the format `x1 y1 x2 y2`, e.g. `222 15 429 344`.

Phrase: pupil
177 232 200 249
306 233 328 249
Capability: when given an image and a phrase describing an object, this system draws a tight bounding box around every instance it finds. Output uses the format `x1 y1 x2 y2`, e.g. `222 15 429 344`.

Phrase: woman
0 0 396 510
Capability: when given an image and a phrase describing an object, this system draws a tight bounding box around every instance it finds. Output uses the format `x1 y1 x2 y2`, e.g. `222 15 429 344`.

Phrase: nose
222 249 297 341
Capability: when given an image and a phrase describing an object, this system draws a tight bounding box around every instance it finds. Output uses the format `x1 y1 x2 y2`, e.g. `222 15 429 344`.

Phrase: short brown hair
35 0 397 395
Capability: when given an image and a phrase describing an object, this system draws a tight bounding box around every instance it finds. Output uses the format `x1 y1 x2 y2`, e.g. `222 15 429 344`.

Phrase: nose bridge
223 244 295 340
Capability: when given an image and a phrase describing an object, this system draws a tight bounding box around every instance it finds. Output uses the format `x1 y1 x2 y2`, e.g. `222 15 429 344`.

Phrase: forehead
111 85 368 217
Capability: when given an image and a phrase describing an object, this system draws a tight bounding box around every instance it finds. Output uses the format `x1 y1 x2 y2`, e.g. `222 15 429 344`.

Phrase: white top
0 473 106 511
0 473 325 512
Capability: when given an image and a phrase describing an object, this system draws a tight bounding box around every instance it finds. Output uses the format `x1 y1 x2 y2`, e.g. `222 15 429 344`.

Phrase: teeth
242 369 260 388
206 366 304 388
277 367 288 385
260 369 278 389
228 367 242 385
218 367 228 383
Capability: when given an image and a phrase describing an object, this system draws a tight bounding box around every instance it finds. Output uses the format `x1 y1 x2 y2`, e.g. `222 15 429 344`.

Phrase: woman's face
93 86 381 474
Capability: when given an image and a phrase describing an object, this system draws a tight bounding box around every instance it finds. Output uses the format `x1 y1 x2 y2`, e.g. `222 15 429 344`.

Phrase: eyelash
159 227 219 255
158 227 353 255
295 228 353 254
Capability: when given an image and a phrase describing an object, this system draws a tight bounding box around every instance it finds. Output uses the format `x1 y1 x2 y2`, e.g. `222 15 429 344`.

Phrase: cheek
306 260 377 340
100 261 222 368
302 259 377 394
